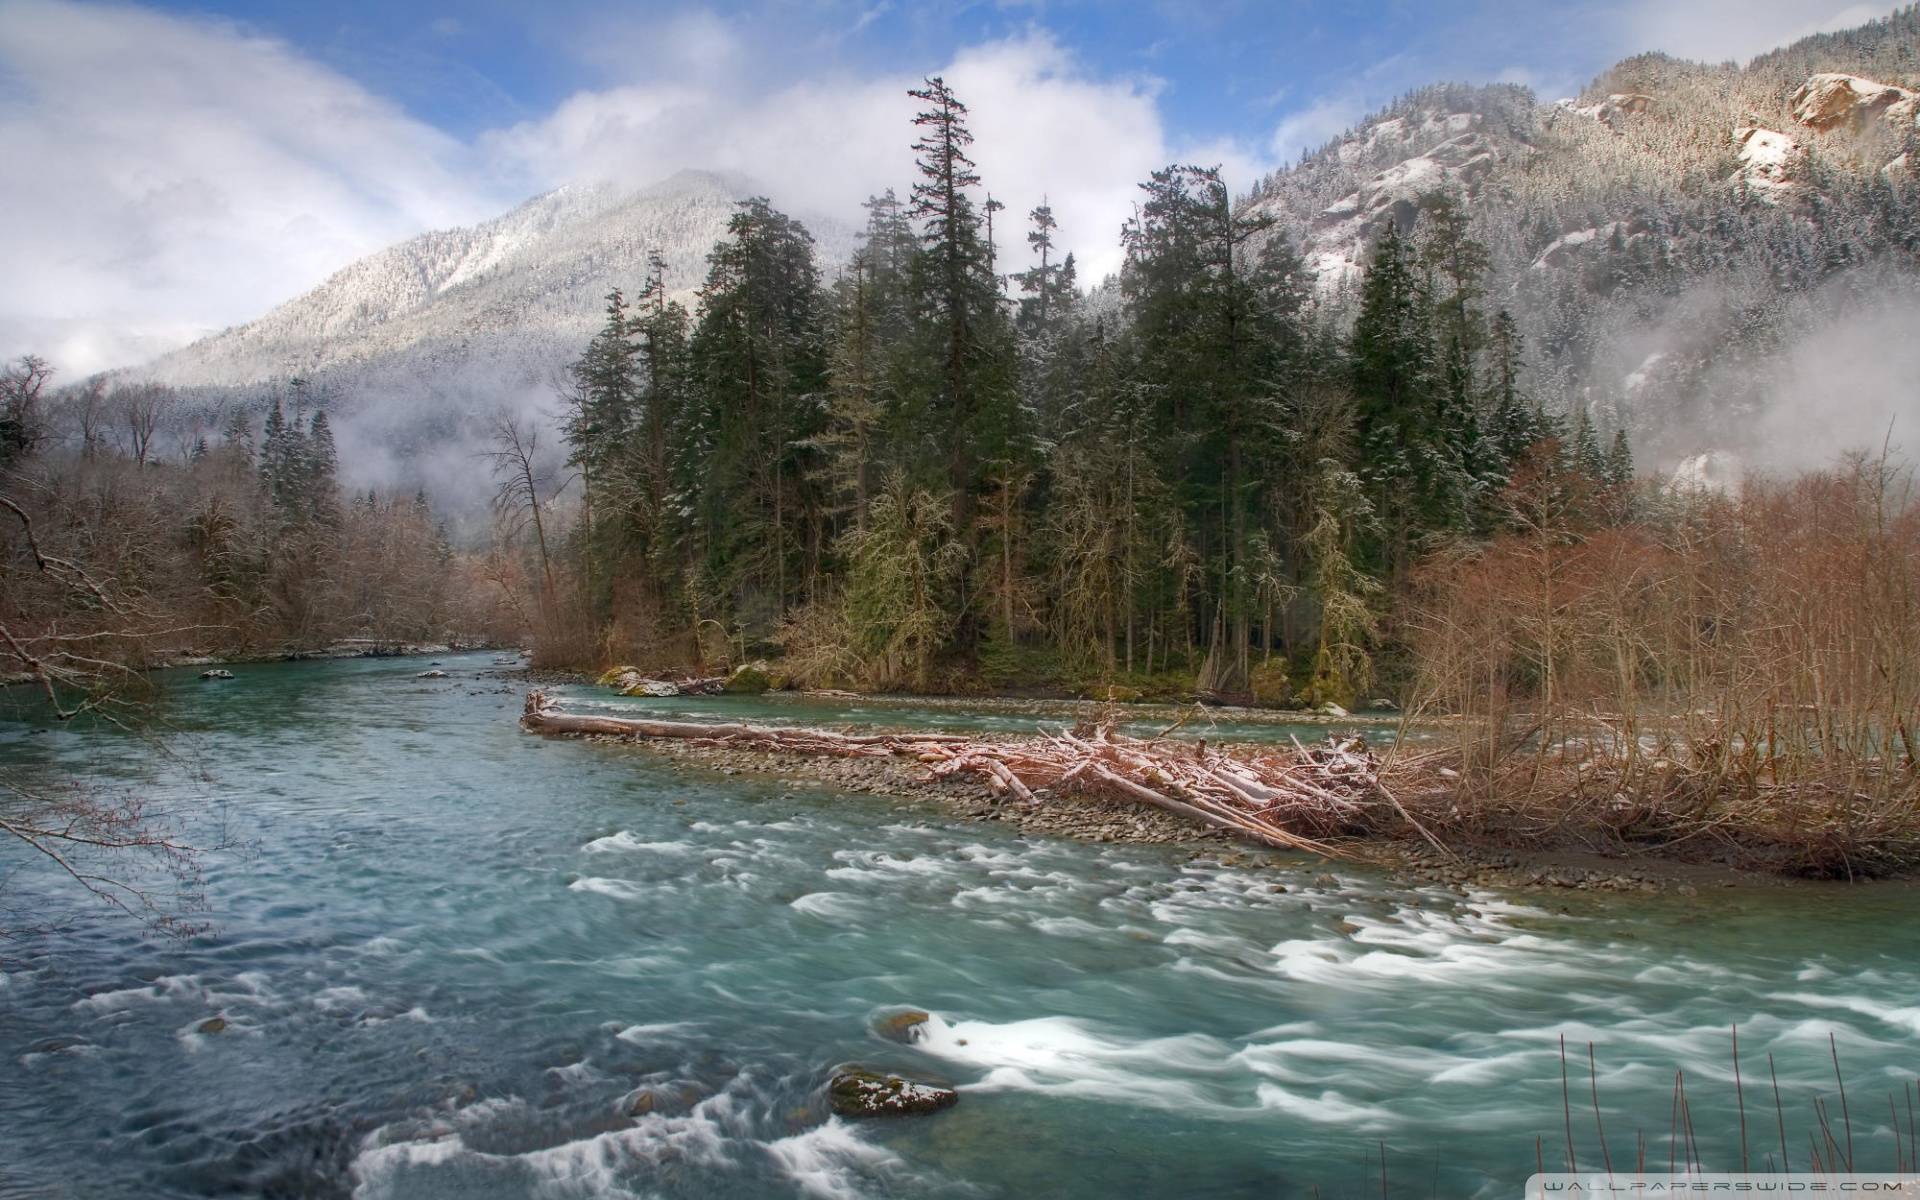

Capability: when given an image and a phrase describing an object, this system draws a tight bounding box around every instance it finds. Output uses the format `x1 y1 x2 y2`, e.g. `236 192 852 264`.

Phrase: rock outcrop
1271 128 1506 284
1791 73 1919 132
1555 92 1655 128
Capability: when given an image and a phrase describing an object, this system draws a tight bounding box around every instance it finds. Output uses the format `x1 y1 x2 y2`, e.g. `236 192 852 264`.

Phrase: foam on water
587 831 696 855
789 892 867 922
913 1012 1250 1114
570 877 652 902
614 1021 699 1043
1778 991 1920 1035
349 1087 902 1200
763 1119 912 1200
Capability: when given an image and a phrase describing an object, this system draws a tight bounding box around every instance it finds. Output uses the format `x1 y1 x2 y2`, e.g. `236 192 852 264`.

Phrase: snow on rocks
1302 133 1502 284
1334 111 1482 165
827 1069 957 1118
1553 93 1655 129
1529 221 1651 271
1731 126 1808 203
1667 451 1743 495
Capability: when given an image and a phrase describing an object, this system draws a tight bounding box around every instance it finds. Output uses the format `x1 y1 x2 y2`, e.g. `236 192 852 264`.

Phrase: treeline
514 79 1631 702
1 364 511 707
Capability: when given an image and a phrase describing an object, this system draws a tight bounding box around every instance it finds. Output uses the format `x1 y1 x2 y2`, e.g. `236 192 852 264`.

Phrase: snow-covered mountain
134 169 854 519
147 169 850 390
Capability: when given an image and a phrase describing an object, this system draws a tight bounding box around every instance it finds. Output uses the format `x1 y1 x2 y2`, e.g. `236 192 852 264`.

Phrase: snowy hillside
146 169 854 391
131 170 854 517
1247 8 1920 468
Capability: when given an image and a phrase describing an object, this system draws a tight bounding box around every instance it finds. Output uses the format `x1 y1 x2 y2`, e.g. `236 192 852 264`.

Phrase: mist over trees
515 77 1631 704
1 368 512 686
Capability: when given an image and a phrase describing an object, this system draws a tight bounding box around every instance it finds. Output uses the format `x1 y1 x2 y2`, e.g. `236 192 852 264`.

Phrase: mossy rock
1249 660 1292 708
723 662 775 694
870 1009 931 1044
197 1017 228 1034
827 1069 957 1118
595 666 640 688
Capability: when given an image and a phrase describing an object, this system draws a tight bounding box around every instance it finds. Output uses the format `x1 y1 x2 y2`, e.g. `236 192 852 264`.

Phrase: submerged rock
828 1069 957 1118
417 669 449 679
870 1009 932 1044
197 1017 228 1034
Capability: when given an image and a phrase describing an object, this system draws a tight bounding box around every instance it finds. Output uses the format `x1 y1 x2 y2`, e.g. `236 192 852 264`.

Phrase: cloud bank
0 0 500 375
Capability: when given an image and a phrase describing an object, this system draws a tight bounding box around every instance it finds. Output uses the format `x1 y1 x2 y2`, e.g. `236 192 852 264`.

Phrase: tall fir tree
688 198 829 623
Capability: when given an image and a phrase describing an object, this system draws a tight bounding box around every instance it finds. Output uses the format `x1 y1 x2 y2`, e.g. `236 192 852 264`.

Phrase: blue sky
0 0 1898 372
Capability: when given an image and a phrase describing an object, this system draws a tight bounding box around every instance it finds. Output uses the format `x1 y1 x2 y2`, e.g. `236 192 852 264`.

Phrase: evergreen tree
906 77 1024 652
1349 222 1438 577
688 198 829 624
566 289 639 523
1122 164 1306 692
1604 427 1634 487
1015 200 1076 337
306 410 340 526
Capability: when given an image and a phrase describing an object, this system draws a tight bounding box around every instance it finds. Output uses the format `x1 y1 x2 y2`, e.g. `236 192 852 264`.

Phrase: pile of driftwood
521 691 1427 860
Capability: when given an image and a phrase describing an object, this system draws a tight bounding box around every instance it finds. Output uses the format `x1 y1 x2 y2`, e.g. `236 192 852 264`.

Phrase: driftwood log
519 691 1429 861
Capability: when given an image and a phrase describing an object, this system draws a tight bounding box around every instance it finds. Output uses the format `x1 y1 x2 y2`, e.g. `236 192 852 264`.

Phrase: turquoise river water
2 652 1918 1198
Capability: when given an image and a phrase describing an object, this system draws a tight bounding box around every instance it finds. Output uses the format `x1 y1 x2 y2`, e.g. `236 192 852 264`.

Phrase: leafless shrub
1401 452 1920 874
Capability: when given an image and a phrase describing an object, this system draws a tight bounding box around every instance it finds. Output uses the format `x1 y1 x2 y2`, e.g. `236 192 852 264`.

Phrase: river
3 652 1917 1198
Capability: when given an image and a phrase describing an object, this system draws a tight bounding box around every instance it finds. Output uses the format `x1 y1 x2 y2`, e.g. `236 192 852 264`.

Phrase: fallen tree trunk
520 690 970 756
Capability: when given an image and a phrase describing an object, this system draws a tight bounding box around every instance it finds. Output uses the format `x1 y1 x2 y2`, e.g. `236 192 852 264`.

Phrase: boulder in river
827 1069 957 1118
200 669 234 680
870 1009 931 1044
417 669 449 679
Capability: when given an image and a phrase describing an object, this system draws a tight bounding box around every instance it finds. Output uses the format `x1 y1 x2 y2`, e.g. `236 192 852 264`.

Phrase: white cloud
1620 0 1897 65
484 31 1170 283
0 0 502 376
1267 96 1365 166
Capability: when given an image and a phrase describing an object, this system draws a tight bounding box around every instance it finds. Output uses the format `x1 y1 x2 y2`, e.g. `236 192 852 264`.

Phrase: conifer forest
539 78 1635 706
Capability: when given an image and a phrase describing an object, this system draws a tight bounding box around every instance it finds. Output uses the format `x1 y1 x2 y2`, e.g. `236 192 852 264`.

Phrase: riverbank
512 670 1920 888
548 719 1805 896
